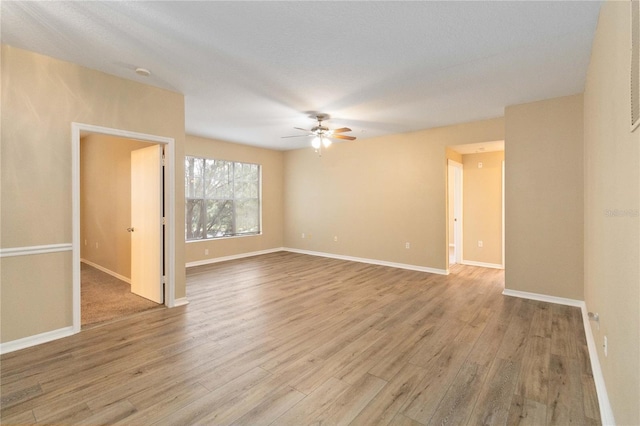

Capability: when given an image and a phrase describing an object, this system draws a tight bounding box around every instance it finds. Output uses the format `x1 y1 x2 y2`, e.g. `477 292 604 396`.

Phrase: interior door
130 144 163 303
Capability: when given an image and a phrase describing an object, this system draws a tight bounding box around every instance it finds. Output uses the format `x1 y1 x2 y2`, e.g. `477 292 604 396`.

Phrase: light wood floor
1 252 600 425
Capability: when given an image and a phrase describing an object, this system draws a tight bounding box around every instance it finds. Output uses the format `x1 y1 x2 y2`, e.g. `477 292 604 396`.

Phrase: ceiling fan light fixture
322 136 332 148
311 136 321 149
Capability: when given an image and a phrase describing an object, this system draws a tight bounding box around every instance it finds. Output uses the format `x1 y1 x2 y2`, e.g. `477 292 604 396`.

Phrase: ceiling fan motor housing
311 125 330 134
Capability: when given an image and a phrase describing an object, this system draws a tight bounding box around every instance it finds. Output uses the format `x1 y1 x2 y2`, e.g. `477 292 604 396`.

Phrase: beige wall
445 147 462 163
80 134 149 279
1 253 73 342
462 151 504 265
1 46 186 343
584 1 640 424
185 135 284 263
283 118 505 271
504 94 584 300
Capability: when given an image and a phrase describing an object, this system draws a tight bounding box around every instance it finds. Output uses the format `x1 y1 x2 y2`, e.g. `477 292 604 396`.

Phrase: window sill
186 233 263 243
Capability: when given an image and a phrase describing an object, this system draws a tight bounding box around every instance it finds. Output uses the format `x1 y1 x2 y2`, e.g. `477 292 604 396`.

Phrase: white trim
502 160 505 268
187 247 449 275
0 243 72 258
461 260 504 270
185 233 263 244
448 159 463 266
165 131 176 308
72 123 177 337
502 288 615 425
0 326 74 355
501 288 583 307
580 304 616 425
81 258 131 284
186 247 284 268
174 297 190 307
72 124 81 333
77 124 174 144
631 0 640 132
284 248 449 275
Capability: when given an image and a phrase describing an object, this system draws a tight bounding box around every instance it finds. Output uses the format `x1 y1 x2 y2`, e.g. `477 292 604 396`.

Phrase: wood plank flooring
1 251 601 425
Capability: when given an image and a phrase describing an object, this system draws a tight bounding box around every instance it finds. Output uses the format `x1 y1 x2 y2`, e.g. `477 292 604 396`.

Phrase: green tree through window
185 157 260 240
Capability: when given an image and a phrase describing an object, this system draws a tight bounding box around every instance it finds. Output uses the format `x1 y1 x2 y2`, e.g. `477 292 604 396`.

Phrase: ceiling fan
283 113 356 153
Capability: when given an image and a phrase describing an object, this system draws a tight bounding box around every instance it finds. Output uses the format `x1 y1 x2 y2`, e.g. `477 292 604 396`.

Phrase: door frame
447 159 463 268
502 160 505 268
71 123 176 333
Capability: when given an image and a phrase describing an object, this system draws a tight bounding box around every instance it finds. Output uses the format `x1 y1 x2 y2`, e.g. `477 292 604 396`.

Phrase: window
185 157 261 240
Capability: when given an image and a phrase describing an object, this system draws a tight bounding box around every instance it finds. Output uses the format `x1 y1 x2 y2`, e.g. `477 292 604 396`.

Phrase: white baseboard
461 259 504 269
174 297 189 307
0 326 75 355
579 304 616 425
1 296 189 353
502 288 615 425
186 247 448 275
185 247 285 268
283 248 448 275
501 288 583 307
81 258 131 284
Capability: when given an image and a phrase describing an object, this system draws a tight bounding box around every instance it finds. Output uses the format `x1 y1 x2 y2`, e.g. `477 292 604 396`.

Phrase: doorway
446 141 505 270
79 136 164 327
72 123 176 334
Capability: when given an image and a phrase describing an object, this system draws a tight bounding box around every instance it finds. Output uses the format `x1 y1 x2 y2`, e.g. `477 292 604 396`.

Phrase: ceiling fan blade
281 134 311 139
331 127 352 133
331 134 356 141
294 127 310 132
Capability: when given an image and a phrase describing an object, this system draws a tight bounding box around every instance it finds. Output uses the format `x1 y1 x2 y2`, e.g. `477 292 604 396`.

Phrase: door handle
127 227 135 232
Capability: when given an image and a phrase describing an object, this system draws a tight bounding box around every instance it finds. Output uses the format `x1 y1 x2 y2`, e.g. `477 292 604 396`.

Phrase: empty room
1 1 638 425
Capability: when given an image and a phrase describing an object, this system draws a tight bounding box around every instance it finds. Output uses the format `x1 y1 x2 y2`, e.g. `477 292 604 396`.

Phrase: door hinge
162 217 166 225
162 153 166 167
162 275 166 284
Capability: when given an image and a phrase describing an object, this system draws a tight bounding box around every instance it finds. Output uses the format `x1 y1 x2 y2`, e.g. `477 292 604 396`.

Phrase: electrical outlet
478 162 483 168
604 336 608 357
301 233 305 239
205 249 209 255
334 236 338 242
478 240 483 248
84 239 87 246
405 242 410 249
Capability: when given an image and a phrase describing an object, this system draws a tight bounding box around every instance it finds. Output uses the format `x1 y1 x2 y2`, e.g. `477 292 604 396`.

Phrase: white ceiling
1 1 602 150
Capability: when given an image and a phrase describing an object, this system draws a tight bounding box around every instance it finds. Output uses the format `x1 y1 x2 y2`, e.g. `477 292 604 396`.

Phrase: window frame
185 156 262 241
